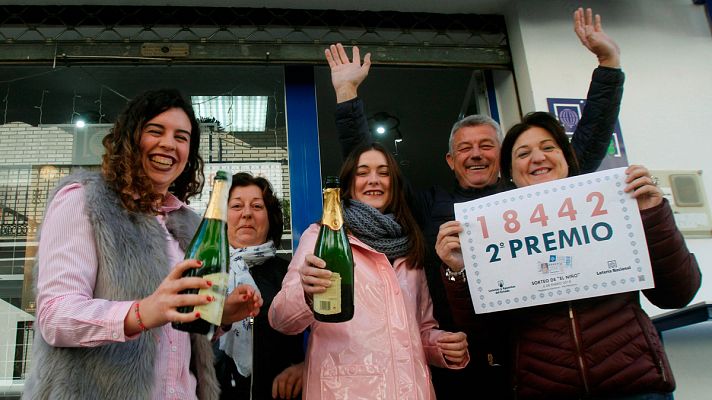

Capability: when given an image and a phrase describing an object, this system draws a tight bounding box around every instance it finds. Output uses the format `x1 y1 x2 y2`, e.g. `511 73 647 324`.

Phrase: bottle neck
321 188 344 230
204 179 230 221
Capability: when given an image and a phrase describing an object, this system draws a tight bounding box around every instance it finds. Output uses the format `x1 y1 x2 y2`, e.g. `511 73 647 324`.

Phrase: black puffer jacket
336 67 625 399
511 199 700 399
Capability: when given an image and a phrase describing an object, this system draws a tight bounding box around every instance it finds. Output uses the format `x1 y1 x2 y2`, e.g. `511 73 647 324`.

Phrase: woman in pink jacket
269 142 469 399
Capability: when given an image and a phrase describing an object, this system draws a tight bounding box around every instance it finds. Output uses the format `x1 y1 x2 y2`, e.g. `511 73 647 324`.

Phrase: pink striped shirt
36 183 198 399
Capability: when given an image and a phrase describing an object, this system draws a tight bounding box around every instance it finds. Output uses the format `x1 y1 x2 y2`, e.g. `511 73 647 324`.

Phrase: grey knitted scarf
342 199 410 260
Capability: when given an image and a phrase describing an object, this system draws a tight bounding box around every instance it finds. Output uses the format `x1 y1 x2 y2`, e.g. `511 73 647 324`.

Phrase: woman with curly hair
24 89 262 400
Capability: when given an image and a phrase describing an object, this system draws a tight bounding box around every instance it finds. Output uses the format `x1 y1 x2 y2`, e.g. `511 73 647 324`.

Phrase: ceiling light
192 95 268 132
370 112 403 142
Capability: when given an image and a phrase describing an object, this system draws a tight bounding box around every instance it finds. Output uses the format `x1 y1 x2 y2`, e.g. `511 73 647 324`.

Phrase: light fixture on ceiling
369 112 404 154
371 112 399 137
393 128 404 155
192 95 268 132
70 110 103 127
394 129 403 143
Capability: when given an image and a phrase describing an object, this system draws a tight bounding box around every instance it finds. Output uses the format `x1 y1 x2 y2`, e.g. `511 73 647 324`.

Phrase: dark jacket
216 255 305 400
336 66 625 399
446 200 701 399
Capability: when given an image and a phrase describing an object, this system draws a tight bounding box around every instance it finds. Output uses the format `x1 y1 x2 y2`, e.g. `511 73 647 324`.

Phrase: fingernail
206 280 213 287
207 296 213 302
195 312 201 318
197 260 203 266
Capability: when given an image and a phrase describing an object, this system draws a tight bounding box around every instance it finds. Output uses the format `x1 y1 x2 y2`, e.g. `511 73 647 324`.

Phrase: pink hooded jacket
269 224 469 399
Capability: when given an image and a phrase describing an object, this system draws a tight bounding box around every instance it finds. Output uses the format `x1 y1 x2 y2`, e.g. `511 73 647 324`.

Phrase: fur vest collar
24 171 219 400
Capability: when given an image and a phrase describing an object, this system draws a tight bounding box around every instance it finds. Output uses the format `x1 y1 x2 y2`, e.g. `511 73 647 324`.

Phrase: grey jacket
23 171 219 400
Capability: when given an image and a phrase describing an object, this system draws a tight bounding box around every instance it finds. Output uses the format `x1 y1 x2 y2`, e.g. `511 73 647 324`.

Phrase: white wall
507 1 712 398
0 123 74 165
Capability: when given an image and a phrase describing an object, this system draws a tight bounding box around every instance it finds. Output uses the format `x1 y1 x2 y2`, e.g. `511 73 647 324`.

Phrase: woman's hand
436 221 465 272
299 254 332 302
625 164 663 211
573 7 621 68
325 43 371 103
127 259 212 335
221 284 263 325
271 362 304 399
437 331 468 365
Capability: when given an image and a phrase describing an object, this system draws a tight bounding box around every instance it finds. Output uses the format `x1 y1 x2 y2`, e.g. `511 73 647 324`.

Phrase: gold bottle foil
321 188 343 230
203 178 229 221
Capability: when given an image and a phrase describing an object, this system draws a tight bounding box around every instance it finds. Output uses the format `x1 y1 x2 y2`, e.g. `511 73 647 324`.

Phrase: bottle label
313 272 342 315
194 272 229 326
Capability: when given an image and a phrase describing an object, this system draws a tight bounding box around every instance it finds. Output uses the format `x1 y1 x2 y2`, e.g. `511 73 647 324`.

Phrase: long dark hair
500 111 580 188
230 172 284 247
339 142 425 269
102 88 204 213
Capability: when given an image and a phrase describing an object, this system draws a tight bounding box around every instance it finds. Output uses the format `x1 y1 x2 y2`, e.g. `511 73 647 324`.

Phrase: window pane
192 95 269 132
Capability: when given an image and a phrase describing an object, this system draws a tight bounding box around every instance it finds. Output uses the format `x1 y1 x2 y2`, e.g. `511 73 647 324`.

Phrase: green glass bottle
172 170 231 337
313 176 355 322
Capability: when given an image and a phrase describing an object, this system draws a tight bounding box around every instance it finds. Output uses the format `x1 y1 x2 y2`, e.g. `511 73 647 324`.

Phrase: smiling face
511 127 569 187
351 149 391 212
227 184 270 248
139 107 191 195
446 124 501 189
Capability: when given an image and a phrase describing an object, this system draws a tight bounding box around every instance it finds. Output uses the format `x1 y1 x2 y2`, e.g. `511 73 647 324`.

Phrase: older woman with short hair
216 172 305 400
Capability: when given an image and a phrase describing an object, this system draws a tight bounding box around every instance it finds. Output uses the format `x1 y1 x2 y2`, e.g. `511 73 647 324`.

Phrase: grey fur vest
23 171 219 400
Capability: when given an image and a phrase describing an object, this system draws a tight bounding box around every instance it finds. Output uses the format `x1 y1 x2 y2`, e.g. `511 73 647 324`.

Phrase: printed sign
454 168 653 313
547 98 628 170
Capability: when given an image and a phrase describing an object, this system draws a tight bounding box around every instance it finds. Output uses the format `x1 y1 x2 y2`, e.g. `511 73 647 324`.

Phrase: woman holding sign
438 111 701 400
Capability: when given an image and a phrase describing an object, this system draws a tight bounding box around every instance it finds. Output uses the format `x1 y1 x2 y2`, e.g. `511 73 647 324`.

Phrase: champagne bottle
313 176 355 322
172 170 231 337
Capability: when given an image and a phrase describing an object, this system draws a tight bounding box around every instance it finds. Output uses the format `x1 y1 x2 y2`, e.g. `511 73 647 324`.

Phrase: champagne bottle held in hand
313 176 355 322
173 170 231 337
